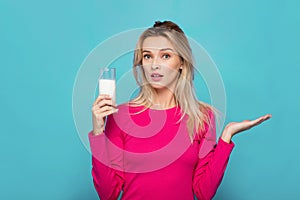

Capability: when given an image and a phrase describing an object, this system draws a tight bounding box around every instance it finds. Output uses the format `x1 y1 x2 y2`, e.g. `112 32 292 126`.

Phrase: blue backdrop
1 0 299 199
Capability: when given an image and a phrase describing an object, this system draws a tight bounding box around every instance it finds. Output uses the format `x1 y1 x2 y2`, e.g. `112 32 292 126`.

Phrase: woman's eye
162 54 170 59
143 54 151 59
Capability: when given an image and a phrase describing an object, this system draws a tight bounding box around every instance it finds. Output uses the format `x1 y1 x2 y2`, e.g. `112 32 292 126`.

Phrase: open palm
224 114 272 137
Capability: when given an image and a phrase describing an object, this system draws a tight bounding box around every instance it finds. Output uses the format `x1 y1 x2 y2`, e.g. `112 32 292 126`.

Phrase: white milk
99 79 116 103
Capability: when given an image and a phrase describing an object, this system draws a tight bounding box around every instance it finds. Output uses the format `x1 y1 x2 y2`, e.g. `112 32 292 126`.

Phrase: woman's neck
151 88 176 109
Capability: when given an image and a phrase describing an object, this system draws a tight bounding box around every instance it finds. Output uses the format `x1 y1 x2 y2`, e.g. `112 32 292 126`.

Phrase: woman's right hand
91 94 118 136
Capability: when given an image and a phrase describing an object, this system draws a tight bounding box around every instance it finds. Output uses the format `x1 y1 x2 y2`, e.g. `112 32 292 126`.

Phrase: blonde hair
130 21 218 142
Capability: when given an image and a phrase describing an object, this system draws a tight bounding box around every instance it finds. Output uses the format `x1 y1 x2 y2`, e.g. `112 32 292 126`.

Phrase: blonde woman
89 21 271 200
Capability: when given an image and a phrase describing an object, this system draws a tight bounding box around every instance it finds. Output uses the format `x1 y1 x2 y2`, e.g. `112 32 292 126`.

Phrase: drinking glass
98 67 116 104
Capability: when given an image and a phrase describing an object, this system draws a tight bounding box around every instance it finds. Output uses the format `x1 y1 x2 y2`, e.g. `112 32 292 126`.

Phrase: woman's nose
151 64 160 70
151 56 160 70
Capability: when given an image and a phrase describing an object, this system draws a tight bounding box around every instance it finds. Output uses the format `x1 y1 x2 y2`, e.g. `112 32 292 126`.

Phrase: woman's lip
150 73 163 81
151 76 163 81
151 73 163 77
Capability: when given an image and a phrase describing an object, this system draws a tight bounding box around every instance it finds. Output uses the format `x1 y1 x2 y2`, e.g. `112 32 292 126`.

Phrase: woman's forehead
142 36 175 51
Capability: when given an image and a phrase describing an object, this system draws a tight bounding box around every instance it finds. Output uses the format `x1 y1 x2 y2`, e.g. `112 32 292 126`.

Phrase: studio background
1 0 299 199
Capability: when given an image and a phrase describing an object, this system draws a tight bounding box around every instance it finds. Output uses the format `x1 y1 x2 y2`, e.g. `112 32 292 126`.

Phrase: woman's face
141 36 182 91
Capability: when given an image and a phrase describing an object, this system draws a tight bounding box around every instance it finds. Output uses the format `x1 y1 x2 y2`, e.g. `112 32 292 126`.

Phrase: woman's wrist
221 128 233 143
92 126 105 136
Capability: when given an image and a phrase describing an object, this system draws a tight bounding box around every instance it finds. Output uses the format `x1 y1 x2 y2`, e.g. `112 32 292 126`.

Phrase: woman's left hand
221 114 272 143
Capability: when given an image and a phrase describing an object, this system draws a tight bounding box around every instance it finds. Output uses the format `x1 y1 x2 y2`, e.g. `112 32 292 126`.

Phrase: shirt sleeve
193 111 235 200
88 113 125 200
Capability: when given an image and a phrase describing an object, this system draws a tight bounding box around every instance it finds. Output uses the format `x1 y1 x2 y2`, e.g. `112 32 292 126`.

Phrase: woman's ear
179 66 183 74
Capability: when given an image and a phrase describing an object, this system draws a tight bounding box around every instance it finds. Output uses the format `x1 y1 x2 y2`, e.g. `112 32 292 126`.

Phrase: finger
93 107 109 115
98 105 115 113
94 95 111 105
93 106 118 119
92 99 113 111
255 114 272 123
99 108 119 118
92 103 116 115
97 99 117 109
250 115 271 127
92 101 110 113
93 94 111 106
263 114 272 120
252 117 265 125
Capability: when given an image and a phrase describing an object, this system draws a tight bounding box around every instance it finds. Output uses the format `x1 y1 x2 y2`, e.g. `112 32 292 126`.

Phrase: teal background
1 0 299 199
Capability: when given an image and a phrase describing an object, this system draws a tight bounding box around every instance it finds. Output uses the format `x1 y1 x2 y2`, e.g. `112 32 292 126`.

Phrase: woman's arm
193 137 234 200
89 113 125 200
192 111 235 200
193 112 271 200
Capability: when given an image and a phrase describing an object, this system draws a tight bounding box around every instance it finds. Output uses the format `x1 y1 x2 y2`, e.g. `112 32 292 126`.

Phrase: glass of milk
99 67 116 104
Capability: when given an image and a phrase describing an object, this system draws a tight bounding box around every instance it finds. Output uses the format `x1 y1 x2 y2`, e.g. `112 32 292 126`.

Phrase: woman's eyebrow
160 48 174 52
142 48 174 53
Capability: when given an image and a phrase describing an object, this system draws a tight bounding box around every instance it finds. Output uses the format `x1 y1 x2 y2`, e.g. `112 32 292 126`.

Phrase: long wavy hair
130 21 218 142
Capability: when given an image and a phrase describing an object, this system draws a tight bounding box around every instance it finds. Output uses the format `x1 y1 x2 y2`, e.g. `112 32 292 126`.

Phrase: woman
89 21 271 200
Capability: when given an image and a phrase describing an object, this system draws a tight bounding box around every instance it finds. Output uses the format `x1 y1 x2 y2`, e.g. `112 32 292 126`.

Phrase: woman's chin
148 82 165 89
150 83 165 89
148 82 174 92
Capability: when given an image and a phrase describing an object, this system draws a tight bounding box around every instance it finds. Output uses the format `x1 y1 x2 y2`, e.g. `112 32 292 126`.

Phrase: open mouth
151 73 163 81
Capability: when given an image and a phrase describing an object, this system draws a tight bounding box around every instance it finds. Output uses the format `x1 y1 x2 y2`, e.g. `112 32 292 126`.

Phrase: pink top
88 104 235 200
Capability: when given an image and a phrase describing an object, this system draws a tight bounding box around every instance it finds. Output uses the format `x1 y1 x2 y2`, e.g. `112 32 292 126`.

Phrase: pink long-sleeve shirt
88 104 235 200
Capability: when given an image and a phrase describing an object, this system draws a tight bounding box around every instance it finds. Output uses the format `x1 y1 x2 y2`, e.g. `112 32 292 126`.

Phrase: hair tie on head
152 20 184 34
154 21 163 27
